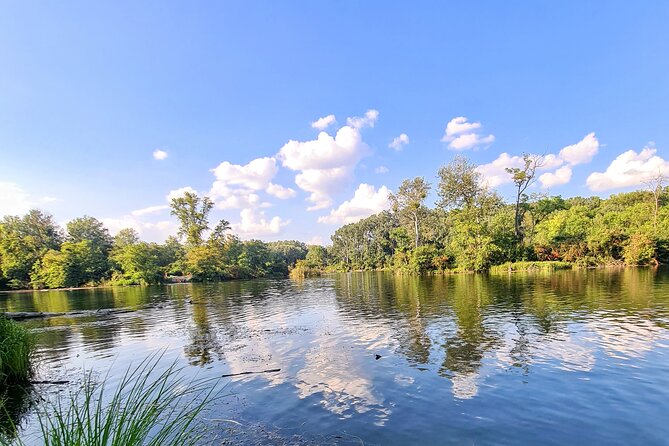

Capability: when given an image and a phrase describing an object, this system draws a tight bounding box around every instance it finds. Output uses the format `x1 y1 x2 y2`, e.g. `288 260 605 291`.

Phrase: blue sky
1 1 668 244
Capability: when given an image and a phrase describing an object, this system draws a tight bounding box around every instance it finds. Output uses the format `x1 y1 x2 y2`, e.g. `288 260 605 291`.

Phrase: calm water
2 269 669 445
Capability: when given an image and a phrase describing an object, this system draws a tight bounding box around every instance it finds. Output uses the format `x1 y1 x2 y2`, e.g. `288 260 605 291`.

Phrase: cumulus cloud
278 120 372 210
295 167 350 210
311 114 336 130
209 184 270 210
211 157 278 190
389 133 410 151
153 149 168 160
476 153 527 188
166 186 198 202
318 184 391 225
346 109 379 129
232 208 289 238
279 127 369 171
586 146 669 191
266 183 297 199
206 157 295 209
559 132 599 166
539 166 573 188
442 117 495 151
477 133 600 189
375 166 389 174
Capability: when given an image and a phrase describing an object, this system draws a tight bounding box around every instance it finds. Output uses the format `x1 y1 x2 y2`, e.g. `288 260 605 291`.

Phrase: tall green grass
2 354 219 446
0 317 35 385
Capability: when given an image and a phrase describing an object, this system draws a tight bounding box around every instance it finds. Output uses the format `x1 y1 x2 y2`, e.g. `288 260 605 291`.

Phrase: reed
0 317 34 385
2 353 219 446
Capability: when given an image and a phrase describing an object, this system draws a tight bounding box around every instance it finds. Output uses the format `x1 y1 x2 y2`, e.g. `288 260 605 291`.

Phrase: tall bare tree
506 154 544 240
644 171 667 230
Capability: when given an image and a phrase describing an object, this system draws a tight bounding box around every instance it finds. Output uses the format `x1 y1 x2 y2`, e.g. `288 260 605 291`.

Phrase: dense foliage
327 157 669 273
0 192 310 289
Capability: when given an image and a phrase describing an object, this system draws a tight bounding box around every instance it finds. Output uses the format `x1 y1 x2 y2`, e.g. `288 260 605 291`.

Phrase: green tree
390 177 431 249
65 216 112 281
66 216 113 252
170 192 214 248
437 156 484 210
31 240 107 288
0 210 63 288
305 245 328 268
112 228 140 249
110 242 163 285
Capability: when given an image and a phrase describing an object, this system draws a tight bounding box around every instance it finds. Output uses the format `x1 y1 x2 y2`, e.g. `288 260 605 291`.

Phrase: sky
1 1 668 244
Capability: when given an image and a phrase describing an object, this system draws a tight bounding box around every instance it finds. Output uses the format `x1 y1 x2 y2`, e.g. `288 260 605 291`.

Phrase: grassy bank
489 261 573 273
0 318 34 385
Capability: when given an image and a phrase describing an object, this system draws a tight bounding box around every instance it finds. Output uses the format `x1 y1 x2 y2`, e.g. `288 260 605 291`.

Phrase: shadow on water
0 385 33 440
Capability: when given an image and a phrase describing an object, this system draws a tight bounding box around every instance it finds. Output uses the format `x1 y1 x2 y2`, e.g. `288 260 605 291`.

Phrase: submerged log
2 307 137 321
221 368 281 378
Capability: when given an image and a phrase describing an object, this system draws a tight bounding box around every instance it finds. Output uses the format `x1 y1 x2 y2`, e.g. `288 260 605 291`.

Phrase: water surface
2 268 669 445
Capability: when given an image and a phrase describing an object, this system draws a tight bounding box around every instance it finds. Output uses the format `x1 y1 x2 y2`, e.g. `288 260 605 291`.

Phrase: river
2 268 669 445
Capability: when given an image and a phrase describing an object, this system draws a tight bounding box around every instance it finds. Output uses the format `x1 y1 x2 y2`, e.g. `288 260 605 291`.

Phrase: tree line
0 192 319 289
1 155 667 289
327 155 669 272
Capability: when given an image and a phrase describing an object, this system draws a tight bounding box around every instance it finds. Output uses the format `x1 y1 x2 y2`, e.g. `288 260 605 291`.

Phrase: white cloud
311 114 336 131
444 116 482 137
346 109 379 129
448 133 495 151
278 122 372 210
209 184 270 210
476 133 600 189
295 167 351 210
559 132 599 166
153 149 168 160
278 127 369 171
210 157 278 190
265 183 297 199
375 166 389 174
476 153 527 188
166 186 198 202
539 166 573 188
0 182 59 217
232 208 289 238
541 154 565 170
318 184 391 225
0 182 34 216
442 117 495 151
130 204 170 216
389 133 410 151
207 157 296 209
586 146 669 191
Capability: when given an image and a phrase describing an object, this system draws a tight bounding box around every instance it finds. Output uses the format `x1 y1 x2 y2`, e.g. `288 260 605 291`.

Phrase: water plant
0 317 34 385
2 354 219 446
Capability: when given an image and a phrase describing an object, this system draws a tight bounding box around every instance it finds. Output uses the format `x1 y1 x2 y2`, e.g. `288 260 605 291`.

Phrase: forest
0 155 667 290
